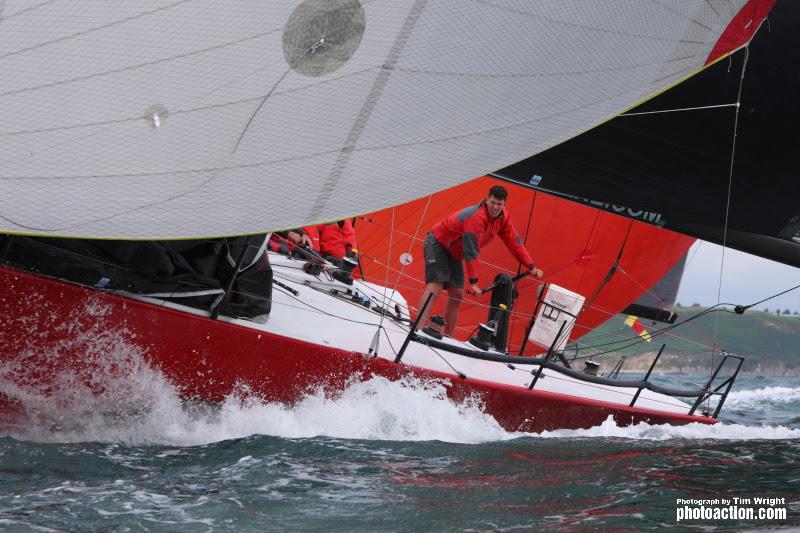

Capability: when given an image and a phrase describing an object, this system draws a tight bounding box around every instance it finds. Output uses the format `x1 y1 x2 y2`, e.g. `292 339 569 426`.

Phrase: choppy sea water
1 372 799 532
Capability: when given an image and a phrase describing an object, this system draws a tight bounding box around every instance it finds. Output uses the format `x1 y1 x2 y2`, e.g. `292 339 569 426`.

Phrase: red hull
0 266 713 432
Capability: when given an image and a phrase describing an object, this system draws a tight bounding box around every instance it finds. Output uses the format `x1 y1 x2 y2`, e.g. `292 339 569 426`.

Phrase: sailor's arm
499 220 543 278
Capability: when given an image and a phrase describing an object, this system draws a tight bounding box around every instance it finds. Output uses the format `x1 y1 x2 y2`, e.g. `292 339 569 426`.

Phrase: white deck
130 252 695 416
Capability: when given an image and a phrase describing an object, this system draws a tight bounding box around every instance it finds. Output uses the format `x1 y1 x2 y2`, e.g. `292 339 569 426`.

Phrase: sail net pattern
0 0 762 238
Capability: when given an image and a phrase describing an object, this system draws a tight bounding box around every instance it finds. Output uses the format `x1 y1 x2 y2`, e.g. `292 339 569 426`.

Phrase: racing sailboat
0 1 776 431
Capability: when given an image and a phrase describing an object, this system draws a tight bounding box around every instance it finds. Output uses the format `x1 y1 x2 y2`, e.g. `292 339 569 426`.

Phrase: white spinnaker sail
0 0 754 238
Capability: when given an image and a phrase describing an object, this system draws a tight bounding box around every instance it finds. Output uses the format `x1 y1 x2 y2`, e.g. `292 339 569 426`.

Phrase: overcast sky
676 241 800 313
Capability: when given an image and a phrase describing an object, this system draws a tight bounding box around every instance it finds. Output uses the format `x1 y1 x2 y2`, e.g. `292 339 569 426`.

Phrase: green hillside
575 306 800 375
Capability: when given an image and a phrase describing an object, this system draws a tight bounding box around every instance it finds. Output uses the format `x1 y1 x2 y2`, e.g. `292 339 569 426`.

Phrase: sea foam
4 370 800 446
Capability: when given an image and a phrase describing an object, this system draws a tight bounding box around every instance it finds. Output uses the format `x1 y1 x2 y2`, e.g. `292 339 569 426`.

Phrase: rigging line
617 266 672 309
272 285 402 327
582 220 634 311
362 245 642 327
563 303 731 353
568 307 739 359
389 227 524 275
506 188 539 351
743 283 800 310
712 44 750 385
515 190 537 277
567 316 726 359
507 360 689 410
420 343 466 378
616 265 717 346
375 206 397 337
620 103 737 116
364 251 619 328
381 327 399 359
393 195 433 307
583 209 602 253
286 274 412 330
684 240 703 270
361 251 538 320
233 67 290 153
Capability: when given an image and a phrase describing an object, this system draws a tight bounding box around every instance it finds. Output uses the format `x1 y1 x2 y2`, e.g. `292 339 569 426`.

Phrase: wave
2 320 798 445
536 415 800 441
723 385 800 409
1 373 515 446
4 370 800 446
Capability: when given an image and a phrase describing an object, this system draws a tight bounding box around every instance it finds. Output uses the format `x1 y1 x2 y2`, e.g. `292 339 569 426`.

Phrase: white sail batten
0 0 750 238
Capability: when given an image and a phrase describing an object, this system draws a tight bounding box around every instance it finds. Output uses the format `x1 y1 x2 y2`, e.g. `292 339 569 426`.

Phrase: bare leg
444 286 464 336
416 282 443 328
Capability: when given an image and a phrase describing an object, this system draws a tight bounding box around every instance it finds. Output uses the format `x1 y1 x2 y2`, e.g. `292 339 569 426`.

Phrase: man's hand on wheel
466 283 482 296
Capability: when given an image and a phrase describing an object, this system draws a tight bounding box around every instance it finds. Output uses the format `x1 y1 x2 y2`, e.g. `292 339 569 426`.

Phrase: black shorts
423 233 464 289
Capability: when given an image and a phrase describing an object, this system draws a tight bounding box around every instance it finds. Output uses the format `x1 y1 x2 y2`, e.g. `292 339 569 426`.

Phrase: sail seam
0 0 58 22
470 0 715 44
393 53 704 79
0 0 194 61
306 0 430 222
0 29 283 99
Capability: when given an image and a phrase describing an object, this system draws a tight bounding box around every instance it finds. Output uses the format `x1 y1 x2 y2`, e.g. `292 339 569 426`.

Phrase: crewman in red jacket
269 226 319 254
417 185 543 337
317 219 357 261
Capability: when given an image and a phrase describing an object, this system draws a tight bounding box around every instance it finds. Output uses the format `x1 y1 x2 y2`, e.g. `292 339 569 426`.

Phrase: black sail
495 0 799 268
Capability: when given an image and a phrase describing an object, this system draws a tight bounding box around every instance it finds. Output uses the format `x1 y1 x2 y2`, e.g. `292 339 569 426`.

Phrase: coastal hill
575 306 800 376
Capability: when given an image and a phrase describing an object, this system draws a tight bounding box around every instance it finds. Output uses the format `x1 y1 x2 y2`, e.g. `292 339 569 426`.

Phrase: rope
616 266 717 347
582 220 633 311
362 195 434 354
742 283 800 310
561 304 734 358
620 102 737 117
372 205 397 345
712 44 750 392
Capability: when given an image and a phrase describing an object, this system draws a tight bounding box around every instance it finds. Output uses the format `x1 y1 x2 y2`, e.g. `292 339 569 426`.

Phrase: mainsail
496 0 798 267
0 1 772 238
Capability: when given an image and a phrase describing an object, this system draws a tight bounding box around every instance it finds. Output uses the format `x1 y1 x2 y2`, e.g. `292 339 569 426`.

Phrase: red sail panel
356 177 693 352
706 0 775 64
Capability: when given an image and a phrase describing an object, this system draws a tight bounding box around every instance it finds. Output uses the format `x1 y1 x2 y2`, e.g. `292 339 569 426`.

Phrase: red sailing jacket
431 200 534 283
317 220 356 259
